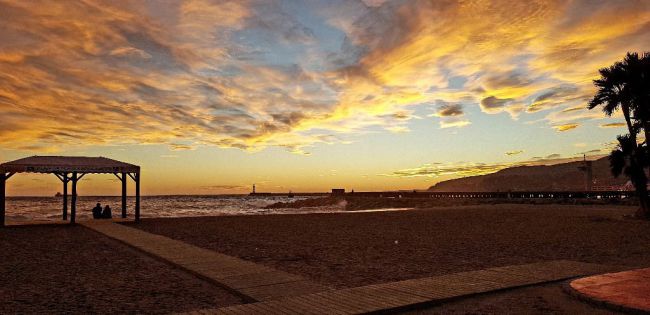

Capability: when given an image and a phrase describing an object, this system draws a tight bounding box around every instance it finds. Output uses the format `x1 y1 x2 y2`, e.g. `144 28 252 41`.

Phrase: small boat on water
288 191 294 198
55 192 63 197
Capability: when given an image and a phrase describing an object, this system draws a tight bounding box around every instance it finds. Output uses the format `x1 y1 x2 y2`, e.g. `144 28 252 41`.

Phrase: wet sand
0 225 243 314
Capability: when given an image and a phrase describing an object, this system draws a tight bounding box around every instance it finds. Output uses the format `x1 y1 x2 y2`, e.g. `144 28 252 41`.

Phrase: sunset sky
1 0 649 196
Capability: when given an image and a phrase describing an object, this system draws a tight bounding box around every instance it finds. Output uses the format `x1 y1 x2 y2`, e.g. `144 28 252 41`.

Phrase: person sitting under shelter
102 205 112 219
92 203 103 219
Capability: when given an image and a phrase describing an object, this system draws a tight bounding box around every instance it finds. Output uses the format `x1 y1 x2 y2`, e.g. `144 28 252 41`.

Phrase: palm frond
609 148 626 178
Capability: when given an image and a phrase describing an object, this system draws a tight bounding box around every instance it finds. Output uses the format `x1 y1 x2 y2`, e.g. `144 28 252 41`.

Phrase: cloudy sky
1 0 649 195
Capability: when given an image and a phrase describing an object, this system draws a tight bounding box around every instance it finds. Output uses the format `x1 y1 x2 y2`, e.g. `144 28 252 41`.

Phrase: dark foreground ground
0 225 243 314
134 204 650 314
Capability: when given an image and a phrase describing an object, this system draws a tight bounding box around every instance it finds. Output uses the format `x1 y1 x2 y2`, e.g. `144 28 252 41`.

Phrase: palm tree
589 52 650 219
610 134 649 219
621 52 650 148
589 60 637 142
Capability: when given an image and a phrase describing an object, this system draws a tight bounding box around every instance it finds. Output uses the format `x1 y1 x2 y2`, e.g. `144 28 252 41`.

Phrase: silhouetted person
92 203 102 219
102 205 112 219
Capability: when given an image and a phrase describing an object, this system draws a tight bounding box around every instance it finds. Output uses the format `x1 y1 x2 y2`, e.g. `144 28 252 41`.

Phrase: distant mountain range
428 157 628 192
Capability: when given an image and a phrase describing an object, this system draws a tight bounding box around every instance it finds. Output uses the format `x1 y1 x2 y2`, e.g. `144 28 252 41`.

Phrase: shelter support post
62 173 68 221
121 172 127 218
1 173 5 227
135 172 140 222
71 172 77 224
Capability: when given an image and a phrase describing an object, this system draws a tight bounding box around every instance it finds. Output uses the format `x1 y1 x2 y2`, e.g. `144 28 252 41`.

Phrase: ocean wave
4 195 332 221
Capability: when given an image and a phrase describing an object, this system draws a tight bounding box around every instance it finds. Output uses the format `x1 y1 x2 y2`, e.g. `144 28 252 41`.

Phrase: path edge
562 281 650 315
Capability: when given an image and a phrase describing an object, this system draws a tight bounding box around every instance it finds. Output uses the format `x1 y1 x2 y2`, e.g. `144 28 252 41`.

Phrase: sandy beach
131 203 649 313
3 204 648 314
0 225 243 314
134 204 650 288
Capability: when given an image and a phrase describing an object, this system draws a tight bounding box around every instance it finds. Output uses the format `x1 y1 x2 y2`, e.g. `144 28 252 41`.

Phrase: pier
343 190 635 199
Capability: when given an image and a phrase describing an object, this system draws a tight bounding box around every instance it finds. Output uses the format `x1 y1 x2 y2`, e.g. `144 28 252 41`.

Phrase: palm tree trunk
622 104 636 143
623 104 650 219
635 183 650 219
640 122 650 219
632 149 650 219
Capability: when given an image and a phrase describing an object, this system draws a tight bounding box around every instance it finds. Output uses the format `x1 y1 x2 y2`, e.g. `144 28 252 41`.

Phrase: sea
4 195 342 222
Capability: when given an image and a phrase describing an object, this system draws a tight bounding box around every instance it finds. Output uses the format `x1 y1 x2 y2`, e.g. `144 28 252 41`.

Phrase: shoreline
4 194 640 224
8 200 637 224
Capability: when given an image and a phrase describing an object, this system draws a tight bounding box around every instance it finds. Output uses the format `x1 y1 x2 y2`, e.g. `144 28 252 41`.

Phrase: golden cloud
439 119 471 129
386 162 516 178
600 122 626 128
1 0 649 154
553 123 580 132
385 154 604 179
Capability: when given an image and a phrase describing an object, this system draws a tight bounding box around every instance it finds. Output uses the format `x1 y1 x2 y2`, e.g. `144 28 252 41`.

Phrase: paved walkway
199 260 610 314
570 267 650 314
81 221 330 302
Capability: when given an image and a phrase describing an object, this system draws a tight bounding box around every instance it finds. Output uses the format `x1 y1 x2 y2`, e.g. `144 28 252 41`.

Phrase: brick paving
570 267 650 313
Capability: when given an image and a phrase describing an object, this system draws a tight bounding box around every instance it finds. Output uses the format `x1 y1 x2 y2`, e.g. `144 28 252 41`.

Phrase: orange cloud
1 0 649 155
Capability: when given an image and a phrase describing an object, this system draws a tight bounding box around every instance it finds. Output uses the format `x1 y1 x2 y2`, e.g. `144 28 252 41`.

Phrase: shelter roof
0 156 140 174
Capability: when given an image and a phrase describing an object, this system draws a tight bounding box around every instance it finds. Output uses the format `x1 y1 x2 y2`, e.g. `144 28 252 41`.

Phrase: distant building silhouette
577 155 593 191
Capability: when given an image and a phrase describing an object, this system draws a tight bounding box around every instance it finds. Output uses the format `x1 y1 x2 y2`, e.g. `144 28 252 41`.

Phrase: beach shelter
0 156 141 226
